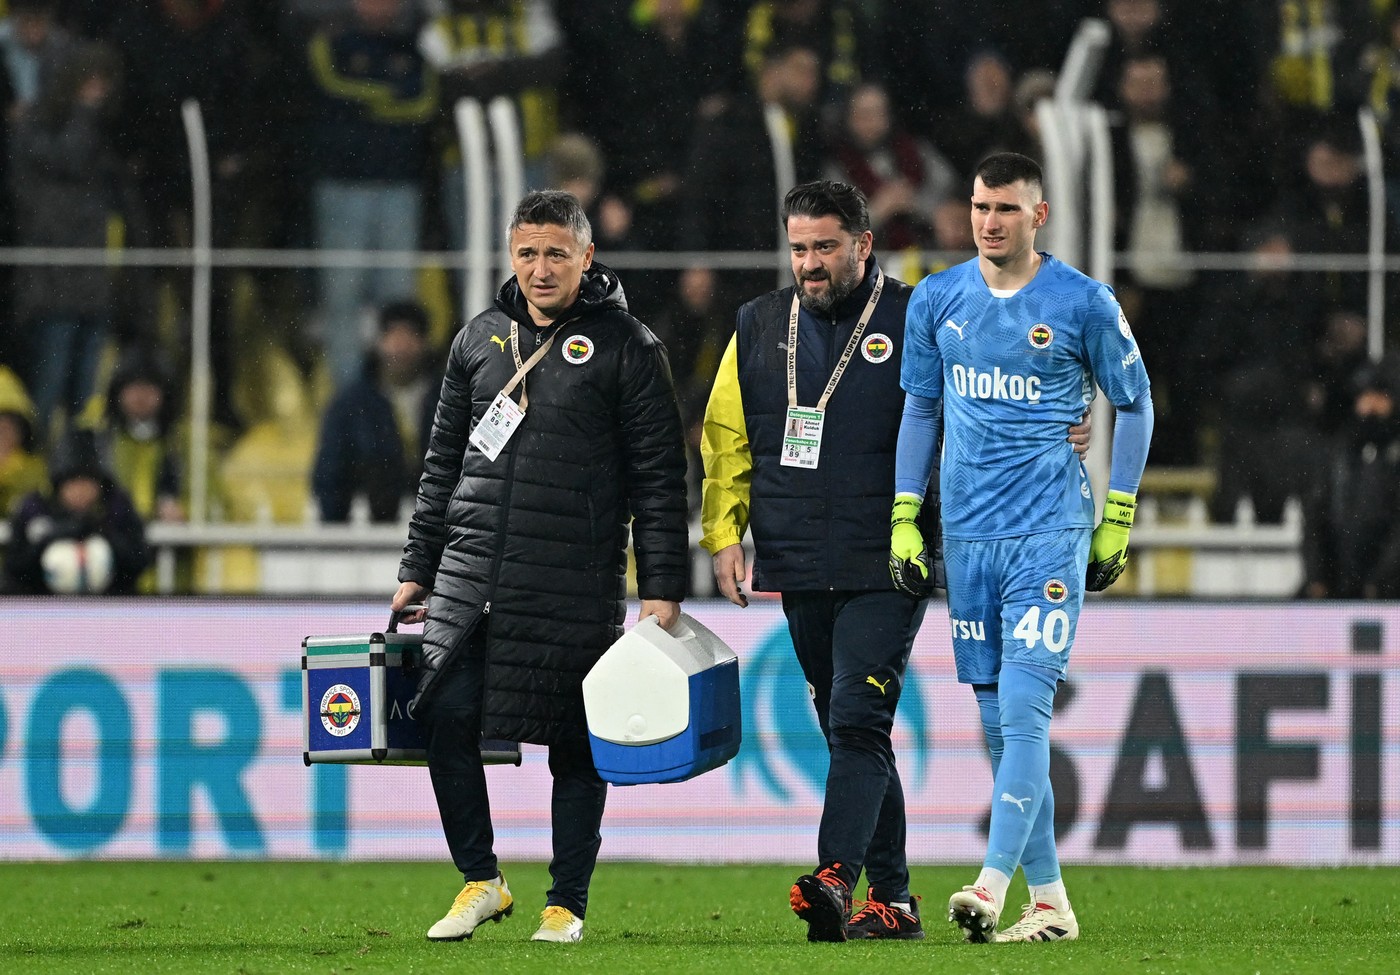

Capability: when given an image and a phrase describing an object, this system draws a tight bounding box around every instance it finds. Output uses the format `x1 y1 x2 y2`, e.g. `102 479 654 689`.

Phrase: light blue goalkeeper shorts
942 528 1092 684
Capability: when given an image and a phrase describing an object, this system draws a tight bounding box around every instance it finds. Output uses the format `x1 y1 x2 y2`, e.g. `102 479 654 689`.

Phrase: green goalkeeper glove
890 494 933 598
1086 489 1136 592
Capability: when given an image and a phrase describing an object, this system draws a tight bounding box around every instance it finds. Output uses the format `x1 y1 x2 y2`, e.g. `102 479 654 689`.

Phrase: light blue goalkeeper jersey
901 253 1150 540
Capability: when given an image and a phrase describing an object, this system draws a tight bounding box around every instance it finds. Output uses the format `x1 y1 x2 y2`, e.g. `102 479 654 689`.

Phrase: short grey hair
505 190 592 249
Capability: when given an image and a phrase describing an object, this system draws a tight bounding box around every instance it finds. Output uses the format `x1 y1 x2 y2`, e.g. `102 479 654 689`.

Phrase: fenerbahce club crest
319 684 362 737
563 334 594 364
862 333 893 363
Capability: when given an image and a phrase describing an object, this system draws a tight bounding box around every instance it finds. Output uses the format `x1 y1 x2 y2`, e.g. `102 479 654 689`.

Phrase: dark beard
796 257 861 315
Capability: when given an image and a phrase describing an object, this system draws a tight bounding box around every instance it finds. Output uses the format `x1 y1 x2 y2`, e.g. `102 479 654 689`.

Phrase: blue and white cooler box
302 625 520 766
582 613 741 785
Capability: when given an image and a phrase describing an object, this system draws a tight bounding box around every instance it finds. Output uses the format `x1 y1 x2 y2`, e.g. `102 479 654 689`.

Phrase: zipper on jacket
826 315 840 591
484 432 519 608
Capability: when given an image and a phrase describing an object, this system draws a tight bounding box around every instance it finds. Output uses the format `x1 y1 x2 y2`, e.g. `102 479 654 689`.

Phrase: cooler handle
388 604 427 674
387 604 427 633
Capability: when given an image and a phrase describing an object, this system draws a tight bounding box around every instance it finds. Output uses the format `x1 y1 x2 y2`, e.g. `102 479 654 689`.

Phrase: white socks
971 870 1070 913
974 867 1012 908
1029 878 1069 910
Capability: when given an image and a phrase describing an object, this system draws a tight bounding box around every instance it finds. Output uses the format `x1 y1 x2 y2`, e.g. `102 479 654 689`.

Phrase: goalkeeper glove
890 494 933 598
1086 489 1136 592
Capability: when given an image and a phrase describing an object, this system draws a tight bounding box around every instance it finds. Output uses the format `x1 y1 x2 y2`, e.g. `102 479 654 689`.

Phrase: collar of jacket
822 254 883 321
494 261 629 330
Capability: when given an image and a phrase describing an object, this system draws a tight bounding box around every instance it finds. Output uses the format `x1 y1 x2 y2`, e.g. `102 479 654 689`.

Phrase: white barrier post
764 103 797 288
455 98 492 322
181 99 212 525
487 96 525 273
1055 18 1111 103
1358 107 1387 361
1083 101 1116 510
1036 98 1079 268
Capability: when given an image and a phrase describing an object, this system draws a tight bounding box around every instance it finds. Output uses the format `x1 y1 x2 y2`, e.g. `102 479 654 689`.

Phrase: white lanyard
468 321 558 461
503 320 558 410
786 268 884 408
780 269 884 469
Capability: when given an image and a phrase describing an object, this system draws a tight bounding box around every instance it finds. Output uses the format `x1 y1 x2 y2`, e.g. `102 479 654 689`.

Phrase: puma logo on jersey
490 335 508 351
1000 792 1032 813
944 319 968 340
865 675 891 695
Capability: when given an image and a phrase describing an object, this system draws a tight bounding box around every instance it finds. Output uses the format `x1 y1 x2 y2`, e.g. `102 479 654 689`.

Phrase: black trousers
421 634 608 918
781 589 927 901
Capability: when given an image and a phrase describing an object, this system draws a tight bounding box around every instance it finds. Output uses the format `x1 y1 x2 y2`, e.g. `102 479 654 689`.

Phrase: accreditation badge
780 406 825 469
469 391 525 461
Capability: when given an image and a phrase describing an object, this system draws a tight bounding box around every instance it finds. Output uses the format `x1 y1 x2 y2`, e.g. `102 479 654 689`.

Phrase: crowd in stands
0 0 1399 598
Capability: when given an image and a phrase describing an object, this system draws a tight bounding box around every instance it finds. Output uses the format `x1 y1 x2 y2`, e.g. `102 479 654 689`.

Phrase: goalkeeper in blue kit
890 153 1153 943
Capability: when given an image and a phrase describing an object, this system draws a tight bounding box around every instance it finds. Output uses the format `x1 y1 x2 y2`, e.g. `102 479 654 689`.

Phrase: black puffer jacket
399 264 689 744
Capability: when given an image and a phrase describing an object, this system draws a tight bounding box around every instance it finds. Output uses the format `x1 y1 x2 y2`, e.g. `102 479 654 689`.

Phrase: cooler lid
583 613 733 745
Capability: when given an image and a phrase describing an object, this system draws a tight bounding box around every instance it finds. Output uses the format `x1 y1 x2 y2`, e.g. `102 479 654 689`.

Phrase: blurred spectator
0 50 13 368
650 265 730 410
936 49 1019 180
592 0 728 254
741 0 868 125
109 2 265 412
1095 0 1166 104
418 0 563 247
9 39 123 443
1301 357 1400 599
1201 224 1324 523
1357 9 1400 233
0 0 75 109
1094 0 1215 117
547 132 632 252
880 0 1085 129
86 349 185 524
544 131 669 313
1265 0 1369 116
1109 52 1213 464
312 300 438 523
1310 307 1372 435
931 196 975 253
1007 68 1056 161
0 364 47 516
679 40 823 306
649 265 731 518
1279 120 1371 306
4 429 149 594
822 81 957 251
300 0 436 388
1170 0 1270 127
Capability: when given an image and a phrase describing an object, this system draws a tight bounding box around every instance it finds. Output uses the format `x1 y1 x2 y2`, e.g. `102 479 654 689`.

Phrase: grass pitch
0 861 1396 974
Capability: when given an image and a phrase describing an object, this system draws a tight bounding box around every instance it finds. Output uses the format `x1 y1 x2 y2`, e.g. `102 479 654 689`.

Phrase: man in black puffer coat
391 191 688 945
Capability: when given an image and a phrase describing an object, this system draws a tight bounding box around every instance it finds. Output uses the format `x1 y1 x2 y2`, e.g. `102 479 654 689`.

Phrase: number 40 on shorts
1012 606 1072 654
